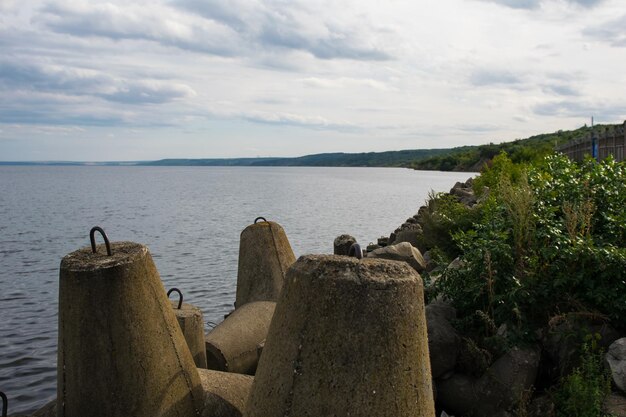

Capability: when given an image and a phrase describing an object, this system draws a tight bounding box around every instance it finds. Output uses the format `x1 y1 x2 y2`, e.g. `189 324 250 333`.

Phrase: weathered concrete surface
245 255 435 417
235 220 295 308
172 300 208 369
333 234 356 256
198 369 254 417
205 301 276 375
58 242 204 417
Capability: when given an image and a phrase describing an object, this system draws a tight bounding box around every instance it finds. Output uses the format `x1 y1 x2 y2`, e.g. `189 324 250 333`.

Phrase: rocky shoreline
367 177 626 417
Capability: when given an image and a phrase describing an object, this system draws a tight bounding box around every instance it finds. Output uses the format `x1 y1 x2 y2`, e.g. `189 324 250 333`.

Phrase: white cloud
1 0 626 160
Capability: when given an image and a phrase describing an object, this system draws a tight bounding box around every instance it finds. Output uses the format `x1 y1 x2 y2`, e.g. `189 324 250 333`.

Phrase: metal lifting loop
90 226 112 256
167 288 183 309
254 217 267 224
348 243 363 260
1 391 7 417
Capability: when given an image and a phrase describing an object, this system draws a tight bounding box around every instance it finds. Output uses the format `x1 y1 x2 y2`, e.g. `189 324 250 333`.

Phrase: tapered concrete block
245 255 435 417
205 301 276 375
58 242 204 417
171 300 209 369
235 219 295 308
198 369 254 417
333 234 356 256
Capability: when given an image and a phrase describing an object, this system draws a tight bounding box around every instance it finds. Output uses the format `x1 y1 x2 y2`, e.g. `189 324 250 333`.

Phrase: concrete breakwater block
31 371 254 417
205 301 276 375
245 255 436 417
58 242 204 417
198 369 254 417
333 234 356 255
235 219 295 308
170 298 209 369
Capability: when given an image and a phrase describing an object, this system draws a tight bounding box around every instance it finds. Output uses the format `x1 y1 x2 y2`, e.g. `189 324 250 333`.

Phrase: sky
1 0 625 161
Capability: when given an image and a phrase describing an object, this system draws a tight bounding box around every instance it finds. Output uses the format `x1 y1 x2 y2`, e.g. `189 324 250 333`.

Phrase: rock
437 346 540 417
527 395 555 417
426 301 460 379
393 223 423 248
368 242 427 273
333 234 356 256
603 392 626 417
366 243 381 252
607 338 626 393
447 257 464 270
456 337 491 377
541 318 620 378
450 180 478 207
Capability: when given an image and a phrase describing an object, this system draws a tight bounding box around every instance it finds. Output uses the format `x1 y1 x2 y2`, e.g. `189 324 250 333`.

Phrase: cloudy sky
1 0 625 161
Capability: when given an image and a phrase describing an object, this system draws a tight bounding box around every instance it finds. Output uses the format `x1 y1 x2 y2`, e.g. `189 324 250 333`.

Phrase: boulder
541 319 620 377
425 301 460 379
607 338 626 393
437 346 540 417
603 392 626 417
368 242 427 273
527 395 555 417
392 223 423 248
450 181 478 207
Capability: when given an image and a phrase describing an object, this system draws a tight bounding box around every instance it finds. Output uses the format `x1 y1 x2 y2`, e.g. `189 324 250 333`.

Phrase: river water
0 166 471 414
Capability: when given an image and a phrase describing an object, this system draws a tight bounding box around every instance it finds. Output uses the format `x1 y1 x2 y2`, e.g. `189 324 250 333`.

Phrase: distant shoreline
0 148 452 168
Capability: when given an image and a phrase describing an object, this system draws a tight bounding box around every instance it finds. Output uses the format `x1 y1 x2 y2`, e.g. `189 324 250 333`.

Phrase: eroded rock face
607 338 626 394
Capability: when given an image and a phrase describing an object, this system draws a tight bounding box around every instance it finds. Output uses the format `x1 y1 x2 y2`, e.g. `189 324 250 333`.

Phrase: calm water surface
0 166 471 414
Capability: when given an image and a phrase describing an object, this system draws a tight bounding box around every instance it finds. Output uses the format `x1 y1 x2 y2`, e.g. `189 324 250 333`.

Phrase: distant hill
407 123 619 172
140 149 452 167
3 122 620 170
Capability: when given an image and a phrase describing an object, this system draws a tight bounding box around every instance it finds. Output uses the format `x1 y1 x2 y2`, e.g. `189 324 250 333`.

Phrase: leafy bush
554 335 612 417
415 191 482 260
431 153 626 339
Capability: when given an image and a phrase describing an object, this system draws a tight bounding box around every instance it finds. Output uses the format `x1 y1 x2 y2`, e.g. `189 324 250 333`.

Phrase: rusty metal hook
167 288 183 309
1 391 7 417
348 243 363 260
90 226 112 256
254 217 267 223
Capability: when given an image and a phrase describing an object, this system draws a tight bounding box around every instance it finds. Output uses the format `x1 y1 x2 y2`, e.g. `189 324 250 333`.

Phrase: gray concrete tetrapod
235 219 295 308
171 300 209 369
205 301 276 375
245 255 435 417
198 369 254 417
58 242 204 417
333 234 357 256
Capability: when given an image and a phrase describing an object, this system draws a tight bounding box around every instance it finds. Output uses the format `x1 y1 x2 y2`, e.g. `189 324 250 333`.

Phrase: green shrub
554 336 611 417
431 153 626 340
